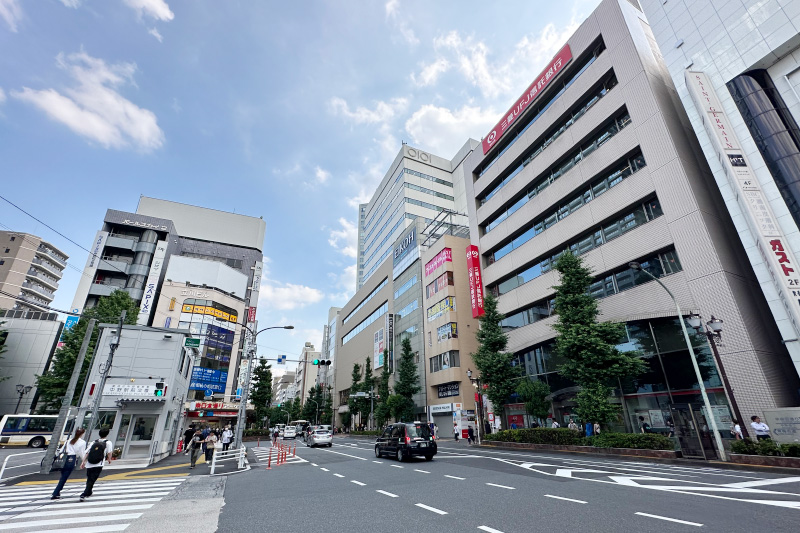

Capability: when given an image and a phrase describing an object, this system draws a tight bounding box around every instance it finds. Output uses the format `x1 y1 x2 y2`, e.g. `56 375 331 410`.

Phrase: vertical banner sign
466 245 485 318
137 240 168 325
686 71 800 330
385 313 394 371
374 328 385 369
248 260 263 323
482 44 573 154
69 230 108 315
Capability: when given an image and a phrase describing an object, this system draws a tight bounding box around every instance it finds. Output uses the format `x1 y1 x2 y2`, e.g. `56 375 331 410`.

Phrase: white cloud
328 263 357 300
405 104 497 157
123 0 174 21
0 87 5 104
314 166 331 184
171 97 181 113
384 0 399 17
0 0 22 32
384 0 418 45
328 218 357 258
258 279 324 311
11 50 165 151
148 27 163 42
411 57 450 87
329 96 407 125
59 0 81 7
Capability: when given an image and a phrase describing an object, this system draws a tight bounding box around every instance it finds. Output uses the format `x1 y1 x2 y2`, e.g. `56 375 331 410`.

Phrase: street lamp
466 369 483 445
629 262 726 461
308 398 320 425
234 325 294 447
14 384 32 413
686 313 748 438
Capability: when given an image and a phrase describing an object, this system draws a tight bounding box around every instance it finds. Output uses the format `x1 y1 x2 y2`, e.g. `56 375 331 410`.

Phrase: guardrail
0 451 45 483
209 445 247 475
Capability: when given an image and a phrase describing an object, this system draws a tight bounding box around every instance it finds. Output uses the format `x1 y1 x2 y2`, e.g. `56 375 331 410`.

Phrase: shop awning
116 398 166 403
337 405 349 413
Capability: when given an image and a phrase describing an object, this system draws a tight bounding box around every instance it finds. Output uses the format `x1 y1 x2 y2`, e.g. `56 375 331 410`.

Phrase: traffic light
312 359 320 365
276 403 281 407
312 359 331 366
154 382 166 397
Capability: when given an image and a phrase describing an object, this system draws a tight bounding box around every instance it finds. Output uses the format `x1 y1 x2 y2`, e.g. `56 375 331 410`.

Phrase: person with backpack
189 429 204 469
182 424 195 455
79 428 113 502
639 416 652 433
51 428 86 500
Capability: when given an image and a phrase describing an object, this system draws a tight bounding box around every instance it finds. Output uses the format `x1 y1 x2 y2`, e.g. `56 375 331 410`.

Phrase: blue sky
0 0 600 360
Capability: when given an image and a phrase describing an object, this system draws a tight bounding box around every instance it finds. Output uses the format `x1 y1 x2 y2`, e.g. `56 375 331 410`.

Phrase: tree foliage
516 378 551 421
36 291 140 412
301 384 324 424
375 350 392 426
471 294 522 419
393 338 419 422
250 358 272 427
552 252 646 425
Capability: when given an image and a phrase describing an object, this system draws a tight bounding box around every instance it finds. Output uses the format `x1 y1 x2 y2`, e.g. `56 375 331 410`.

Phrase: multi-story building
638 0 800 381
317 307 341 393
294 342 319 405
0 231 68 313
273 371 296 407
462 0 799 444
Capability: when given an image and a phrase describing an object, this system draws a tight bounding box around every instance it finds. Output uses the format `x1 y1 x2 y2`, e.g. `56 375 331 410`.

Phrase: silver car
306 429 332 447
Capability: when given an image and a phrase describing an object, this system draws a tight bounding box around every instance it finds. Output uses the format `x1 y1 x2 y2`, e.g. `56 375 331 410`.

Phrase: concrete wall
164 256 248 296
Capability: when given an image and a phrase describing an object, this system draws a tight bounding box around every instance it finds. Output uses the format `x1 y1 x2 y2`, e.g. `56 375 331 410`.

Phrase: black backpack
642 422 652 433
86 439 107 464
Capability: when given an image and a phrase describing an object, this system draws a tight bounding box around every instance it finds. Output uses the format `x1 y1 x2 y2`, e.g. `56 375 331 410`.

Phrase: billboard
137 240 168 326
425 247 452 277
466 245 486 318
374 327 385 369
69 230 108 316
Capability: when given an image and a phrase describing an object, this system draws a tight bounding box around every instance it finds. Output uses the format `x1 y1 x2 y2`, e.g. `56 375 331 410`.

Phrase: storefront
183 401 242 431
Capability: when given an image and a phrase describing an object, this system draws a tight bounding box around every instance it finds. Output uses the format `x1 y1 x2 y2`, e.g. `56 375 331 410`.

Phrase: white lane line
7 503 153 518
544 494 587 504
333 474 345 478
376 490 398 498
635 512 703 527
351 480 366 486
320 468 329 472
444 475 465 480
321 449 368 461
311 463 318 466
485 483 515 490
478 526 504 533
415 503 448 515
0 513 143 530
391 465 403 469
414 469 430 474
373 461 383 464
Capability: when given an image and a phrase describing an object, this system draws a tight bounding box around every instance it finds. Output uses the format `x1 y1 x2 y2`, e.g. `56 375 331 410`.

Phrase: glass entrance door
123 415 158 458
669 403 717 460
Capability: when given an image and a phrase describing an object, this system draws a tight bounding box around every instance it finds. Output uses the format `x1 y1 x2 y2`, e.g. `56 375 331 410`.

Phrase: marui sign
466 245 485 318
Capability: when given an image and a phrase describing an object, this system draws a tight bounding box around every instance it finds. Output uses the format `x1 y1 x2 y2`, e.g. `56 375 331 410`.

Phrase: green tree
375 350 392 427
552 252 646 425
393 338 420 422
301 385 324 423
250 358 273 428
36 291 139 412
386 394 411 423
321 385 333 425
0 320 9 383
516 378 551 422
347 362 364 427
471 294 522 423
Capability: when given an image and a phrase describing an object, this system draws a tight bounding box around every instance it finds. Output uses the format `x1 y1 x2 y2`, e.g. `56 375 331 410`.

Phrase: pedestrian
593 422 601 435
189 430 203 469
453 423 459 441
638 416 652 433
484 420 491 436
434 423 439 440
551 420 560 428
731 419 743 440
222 426 233 451
531 420 539 429
201 425 210 455
467 425 475 444
750 415 771 440
205 430 218 463
51 428 87 500
182 424 195 455
568 420 578 431
666 418 674 438
79 428 113 502
510 421 517 429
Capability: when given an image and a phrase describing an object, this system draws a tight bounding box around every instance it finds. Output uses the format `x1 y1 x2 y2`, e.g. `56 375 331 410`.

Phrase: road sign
184 338 201 348
205 389 214 397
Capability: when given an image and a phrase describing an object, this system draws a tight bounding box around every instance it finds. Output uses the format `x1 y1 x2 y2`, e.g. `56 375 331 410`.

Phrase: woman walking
51 428 86 500
205 429 218 463
189 430 203 469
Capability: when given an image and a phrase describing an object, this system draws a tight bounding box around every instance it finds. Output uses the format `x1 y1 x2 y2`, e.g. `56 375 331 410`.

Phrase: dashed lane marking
544 494 587 504
635 512 702 527
478 527 504 533
351 481 366 486
376 490 398 498
486 483 515 490
414 469 430 474
445 475 465 480
391 465 403 469
415 503 448 515
320 449 368 461
373 461 382 464
320 468 329 472
333 474 345 478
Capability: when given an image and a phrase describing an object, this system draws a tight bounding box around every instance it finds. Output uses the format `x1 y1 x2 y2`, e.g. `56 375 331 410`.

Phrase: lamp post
234 325 294 447
686 314 748 438
281 409 290 425
308 398 320 425
14 384 32 413
629 262 726 461
466 369 483 446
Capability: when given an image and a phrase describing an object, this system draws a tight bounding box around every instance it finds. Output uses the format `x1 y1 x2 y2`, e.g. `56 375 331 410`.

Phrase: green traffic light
312 359 320 365
154 390 163 397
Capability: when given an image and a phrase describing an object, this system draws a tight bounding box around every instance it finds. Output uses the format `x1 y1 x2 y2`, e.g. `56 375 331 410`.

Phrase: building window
0 260 4 265
4 249 9 253
437 323 458 342
10 237 15 241
429 350 460 373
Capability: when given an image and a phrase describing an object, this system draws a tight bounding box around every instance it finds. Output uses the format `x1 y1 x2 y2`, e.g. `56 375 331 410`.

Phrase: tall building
638 0 800 380
0 231 68 313
294 342 319 405
317 307 341 392
463 0 799 442
356 143 476 289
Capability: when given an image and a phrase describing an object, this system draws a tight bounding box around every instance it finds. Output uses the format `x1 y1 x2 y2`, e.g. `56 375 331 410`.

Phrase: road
219 437 800 533
0 448 44 482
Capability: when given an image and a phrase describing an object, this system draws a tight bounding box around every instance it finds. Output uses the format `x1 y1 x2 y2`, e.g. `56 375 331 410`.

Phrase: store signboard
437 382 460 398
425 248 452 277
466 245 485 318
763 407 800 444
430 403 453 414
104 383 153 396
137 240 168 326
374 327 385 369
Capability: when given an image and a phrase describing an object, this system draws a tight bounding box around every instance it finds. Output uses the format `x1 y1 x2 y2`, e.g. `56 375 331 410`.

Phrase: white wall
164 256 248 296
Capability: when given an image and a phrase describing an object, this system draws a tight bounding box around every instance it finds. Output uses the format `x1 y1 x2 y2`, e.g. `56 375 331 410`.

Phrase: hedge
484 428 674 450
350 430 381 436
731 439 800 457
588 432 675 451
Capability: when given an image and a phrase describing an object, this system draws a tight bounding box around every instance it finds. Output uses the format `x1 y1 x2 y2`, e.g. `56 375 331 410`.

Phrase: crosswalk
251 447 307 465
0 476 187 531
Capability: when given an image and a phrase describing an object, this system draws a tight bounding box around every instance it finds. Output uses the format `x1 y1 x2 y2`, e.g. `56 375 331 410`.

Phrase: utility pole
86 311 125 438
40 319 96 474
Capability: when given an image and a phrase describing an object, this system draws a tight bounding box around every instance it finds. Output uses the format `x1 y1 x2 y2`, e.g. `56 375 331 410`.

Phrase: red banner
482 44 573 154
248 307 256 323
425 247 452 277
466 245 485 318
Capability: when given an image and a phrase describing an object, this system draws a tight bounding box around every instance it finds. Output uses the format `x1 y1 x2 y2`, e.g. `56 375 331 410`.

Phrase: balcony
105 236 137 250
88 282 124 298
30 257 63 279
36 246 67 267
26 269 59 291
97 258 132 274
21 281 55 301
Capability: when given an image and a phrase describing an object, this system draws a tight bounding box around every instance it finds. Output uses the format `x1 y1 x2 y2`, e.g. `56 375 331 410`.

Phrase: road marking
0 514 143 530
478 527 504 533
373 461 383 464
376 490 398 498
486 483 515 490
544 494 587 504
415 503 448 515
311 463 317 466
351 480 366 486
333 473 345 478
320 468 329 472
444 475 465 480
321 449 368 461
391 465 403 469
414 469 430 473
635 512 703 527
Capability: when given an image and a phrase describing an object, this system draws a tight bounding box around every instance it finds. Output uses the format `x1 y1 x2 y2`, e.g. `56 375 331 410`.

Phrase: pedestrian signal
154 382 166 397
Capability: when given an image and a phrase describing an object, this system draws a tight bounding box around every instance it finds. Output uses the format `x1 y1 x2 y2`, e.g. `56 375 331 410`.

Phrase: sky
0 0 601 364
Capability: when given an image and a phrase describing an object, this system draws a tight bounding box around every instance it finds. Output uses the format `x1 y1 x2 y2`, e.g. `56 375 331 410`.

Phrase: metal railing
36 246 67 267
0 451 45 483
209 445 247 475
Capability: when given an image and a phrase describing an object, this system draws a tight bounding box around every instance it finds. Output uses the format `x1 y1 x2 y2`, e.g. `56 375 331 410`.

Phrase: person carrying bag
51 428 87 500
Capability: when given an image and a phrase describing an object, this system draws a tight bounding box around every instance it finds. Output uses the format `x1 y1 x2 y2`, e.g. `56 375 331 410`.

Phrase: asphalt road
217 437 800 532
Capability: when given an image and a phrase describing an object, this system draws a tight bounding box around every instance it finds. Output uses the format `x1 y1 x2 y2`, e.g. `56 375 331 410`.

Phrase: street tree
393 337 419 422
36 291 139 411
250 358 273 427
471 294 522 423
347 362 366 427
516 378 551 423
321 385 333 425
552 252 646 425
375 350 391 427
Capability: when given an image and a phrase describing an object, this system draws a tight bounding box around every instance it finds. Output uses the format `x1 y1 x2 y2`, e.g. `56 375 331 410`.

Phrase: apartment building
0 231 68 313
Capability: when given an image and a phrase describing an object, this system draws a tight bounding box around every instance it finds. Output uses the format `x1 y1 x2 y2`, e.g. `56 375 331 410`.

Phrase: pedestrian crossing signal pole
86 311 125 438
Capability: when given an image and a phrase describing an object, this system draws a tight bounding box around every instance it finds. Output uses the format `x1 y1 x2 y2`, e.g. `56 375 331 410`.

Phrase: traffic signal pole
86 311 125 438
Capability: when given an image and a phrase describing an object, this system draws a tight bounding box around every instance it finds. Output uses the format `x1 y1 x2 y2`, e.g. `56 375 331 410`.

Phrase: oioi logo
487 130 497 145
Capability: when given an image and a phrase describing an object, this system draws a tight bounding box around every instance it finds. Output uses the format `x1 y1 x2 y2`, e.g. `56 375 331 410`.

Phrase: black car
375 422 437 462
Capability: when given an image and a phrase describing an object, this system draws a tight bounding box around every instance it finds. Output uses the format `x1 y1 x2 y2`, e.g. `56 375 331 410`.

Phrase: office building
462 0 799 441
294 342 319 405
0 231 68 313
639 0 800 380
317 307 341 392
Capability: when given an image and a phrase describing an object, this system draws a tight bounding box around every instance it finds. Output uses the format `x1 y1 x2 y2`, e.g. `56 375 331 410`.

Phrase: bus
0 414 75 448
289 419 310 439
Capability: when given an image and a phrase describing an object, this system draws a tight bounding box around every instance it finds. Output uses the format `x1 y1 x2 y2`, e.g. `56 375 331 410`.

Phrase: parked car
283 426 297 439
375 422 436 462
306 429 333 447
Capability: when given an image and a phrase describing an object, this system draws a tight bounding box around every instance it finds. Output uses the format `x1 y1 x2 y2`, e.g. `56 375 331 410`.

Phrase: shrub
590 432 675 450
757 438 782 456
730 439 758 455
780 443 800 458
483 428 584 445
350 430 381 436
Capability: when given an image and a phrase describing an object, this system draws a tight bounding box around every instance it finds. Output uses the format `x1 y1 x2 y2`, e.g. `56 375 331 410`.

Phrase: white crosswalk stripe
0 476 187 531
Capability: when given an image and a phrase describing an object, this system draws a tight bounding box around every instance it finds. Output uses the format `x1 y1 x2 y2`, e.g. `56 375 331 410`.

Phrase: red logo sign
482 44 573 154
466 245 485 318
247 307 256 323
425 247 453 277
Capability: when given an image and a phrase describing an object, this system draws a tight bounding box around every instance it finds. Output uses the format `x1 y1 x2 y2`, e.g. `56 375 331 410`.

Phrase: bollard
292 442 296 457
257 437 260 447
266 449 272 470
